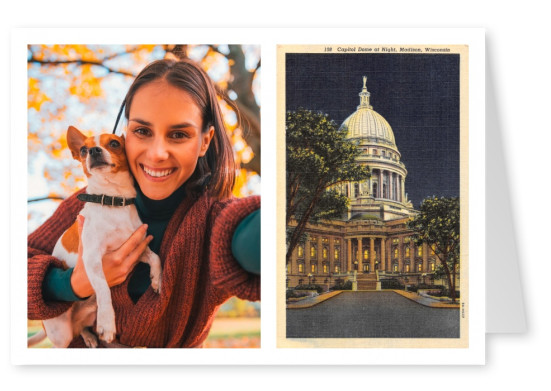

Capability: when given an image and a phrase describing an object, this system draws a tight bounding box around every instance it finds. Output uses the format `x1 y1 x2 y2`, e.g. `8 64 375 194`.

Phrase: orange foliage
28 78 51 111
69 64 103 100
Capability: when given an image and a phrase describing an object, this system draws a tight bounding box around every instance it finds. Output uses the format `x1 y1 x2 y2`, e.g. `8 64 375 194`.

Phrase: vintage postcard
278 44 471 349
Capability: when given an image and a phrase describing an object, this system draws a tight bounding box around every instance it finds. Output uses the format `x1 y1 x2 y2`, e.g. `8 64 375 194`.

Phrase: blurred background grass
28 297 260 348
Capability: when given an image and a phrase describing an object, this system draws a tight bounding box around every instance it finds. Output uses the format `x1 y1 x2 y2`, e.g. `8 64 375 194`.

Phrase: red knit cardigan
28 189 260 348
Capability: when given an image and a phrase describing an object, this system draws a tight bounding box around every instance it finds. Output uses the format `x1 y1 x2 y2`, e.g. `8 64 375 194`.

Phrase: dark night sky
286 53 460 208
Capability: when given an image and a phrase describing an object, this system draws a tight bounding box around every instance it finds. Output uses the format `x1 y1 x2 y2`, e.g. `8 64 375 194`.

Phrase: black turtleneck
128 183 187 302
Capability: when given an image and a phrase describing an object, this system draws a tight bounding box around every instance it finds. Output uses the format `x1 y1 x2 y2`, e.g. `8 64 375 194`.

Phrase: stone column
401 177 406 203
396 175 400 202
398 236 406 270
410 241 415 273
358 237 363 273
393 174 397 201
347 238 352 273
398 175 402 202
368 176 372 197
318 236 323 277
370 237 375 273
379 169 383 198
381 238 386 272
304 236 311 277
397 237 403 272
329 237 335 276
423 242 429 273
390 173 394 201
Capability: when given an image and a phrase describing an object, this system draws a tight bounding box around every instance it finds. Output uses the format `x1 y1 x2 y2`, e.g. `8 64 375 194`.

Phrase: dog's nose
89 147 102 157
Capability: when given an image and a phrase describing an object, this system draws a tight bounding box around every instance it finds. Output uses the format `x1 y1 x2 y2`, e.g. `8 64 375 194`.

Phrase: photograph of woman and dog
27 44 261 348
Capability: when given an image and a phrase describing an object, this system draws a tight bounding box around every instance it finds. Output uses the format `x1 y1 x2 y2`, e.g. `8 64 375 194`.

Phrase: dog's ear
67 126 86 161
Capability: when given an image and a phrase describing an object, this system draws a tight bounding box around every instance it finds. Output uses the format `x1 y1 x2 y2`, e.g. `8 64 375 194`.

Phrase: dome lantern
358 76 373 109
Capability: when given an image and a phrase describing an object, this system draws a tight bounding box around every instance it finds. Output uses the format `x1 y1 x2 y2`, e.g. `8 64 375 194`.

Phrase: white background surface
2 0 547 388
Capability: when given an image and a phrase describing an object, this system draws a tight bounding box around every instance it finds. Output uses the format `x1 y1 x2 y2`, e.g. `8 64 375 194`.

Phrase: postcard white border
11 27 484 365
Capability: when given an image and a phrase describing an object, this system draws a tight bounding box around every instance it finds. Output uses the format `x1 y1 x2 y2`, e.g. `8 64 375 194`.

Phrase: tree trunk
451 262 457 304
226 45 261 175
286 187 324 264
439 253 456 304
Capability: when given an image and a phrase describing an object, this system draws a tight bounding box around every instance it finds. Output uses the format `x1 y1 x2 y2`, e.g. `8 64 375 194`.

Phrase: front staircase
355 272 379 290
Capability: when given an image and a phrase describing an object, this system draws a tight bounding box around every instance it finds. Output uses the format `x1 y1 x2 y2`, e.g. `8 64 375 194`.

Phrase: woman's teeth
143 166 174 178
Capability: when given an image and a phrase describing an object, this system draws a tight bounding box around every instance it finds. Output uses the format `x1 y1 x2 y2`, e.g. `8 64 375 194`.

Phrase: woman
27 58 260 348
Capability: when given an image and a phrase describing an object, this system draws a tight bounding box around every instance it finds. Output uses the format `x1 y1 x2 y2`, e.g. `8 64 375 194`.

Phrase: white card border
11 27 485 365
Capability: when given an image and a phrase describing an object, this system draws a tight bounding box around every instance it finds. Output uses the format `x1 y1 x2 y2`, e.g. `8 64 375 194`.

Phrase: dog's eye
80 146 87 157
109 140 121 149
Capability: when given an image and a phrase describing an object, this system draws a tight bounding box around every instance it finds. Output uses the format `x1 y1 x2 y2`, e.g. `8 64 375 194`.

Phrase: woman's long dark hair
122 58 236 199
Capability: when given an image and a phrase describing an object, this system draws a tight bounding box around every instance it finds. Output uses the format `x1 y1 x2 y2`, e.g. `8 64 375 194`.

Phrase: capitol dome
335 76 413 221
340 77 399 152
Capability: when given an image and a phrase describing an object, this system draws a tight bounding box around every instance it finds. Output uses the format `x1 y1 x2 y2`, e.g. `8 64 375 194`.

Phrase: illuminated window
393 264 398 272
405 246 410 257
297 245 303 258
417 246 423 257
418 263 423 272
405 264 410 272
334 239 340 245
323 247 328 259
392 238 399 244
363 249 369 260
323 264 328 273
403 237 410 243
393 248 398 259
363 264 369 272
298 263 304 273
334 248 340 260
310 245 316 258
431 263 435 272
335 265 340 273
430 246 435 255
311 264 316 273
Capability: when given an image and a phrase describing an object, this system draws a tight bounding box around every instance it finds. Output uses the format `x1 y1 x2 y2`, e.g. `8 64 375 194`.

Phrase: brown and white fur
30 126 161 348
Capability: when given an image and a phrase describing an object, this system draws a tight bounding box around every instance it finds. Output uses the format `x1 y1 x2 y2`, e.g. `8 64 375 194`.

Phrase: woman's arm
28 190 85 320
209 195 261 302
231 209 260 275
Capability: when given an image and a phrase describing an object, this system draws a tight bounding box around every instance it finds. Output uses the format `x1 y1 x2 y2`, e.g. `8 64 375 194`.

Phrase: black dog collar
77 193 136 207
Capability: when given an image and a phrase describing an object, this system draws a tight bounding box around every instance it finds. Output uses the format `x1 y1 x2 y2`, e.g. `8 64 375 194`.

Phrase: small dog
29 126 161 348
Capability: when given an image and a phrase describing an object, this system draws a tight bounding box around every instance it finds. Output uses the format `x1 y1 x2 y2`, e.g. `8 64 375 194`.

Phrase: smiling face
125 80 214 200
